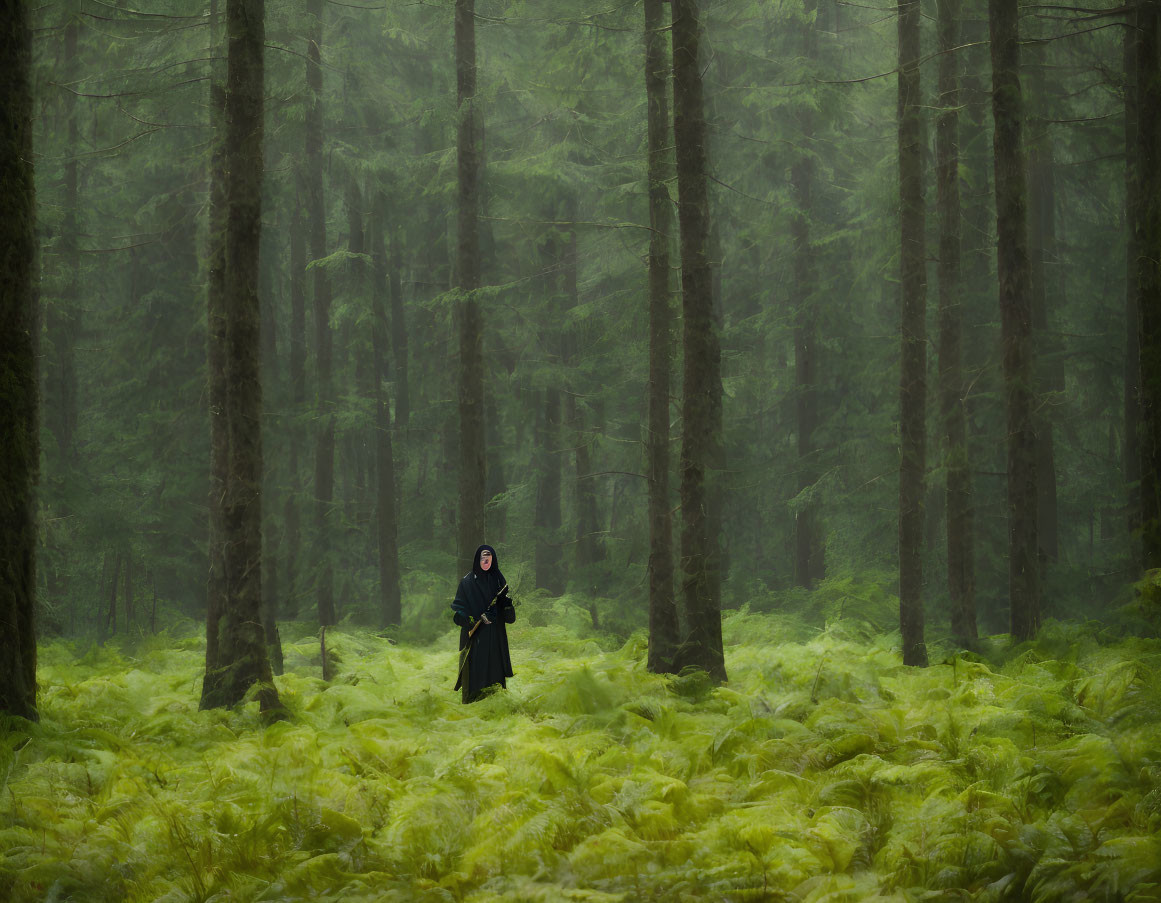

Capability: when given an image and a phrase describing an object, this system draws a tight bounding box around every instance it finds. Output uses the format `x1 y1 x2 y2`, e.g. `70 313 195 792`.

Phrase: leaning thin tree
0 0 39 723
201 0 281 713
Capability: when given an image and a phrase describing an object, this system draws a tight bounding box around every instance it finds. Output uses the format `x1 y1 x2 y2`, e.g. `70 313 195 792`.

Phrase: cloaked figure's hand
480 611 492 625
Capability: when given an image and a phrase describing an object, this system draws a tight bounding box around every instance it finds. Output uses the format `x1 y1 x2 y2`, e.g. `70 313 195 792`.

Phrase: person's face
479 550 493 572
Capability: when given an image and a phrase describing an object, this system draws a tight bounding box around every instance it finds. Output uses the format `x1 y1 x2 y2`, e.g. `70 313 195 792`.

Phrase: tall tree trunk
936 0 977 642
990 0 1040 636
455 0 487 565
1138 0 1161 568
672 0 726 682
898 0 928 666
793 0 821 590
0 0 38 721
202 0 281 714
285 201 306 619
371 198 402 627
1027 59 1061 569
1126 8 1143 564
203 1 228 692
306 0 336 625
644 0 678 674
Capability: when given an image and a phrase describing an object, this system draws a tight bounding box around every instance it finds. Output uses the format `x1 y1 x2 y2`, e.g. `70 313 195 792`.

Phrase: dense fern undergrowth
4 588 1161 902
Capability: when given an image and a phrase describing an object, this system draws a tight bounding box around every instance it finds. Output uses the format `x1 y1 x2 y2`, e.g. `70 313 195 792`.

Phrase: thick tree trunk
0 0 38 721
306 0 336 625
898 0 928 666
456 0 487 566
1138 0 1161 568
203 5 228 692
285 201 306 619
936 0 977 642
1126 8 1143 563
202 0 281 714
644 0 678 674
371 200 402 627
793 0 821 590
672 0 726 682
990 0 1040 636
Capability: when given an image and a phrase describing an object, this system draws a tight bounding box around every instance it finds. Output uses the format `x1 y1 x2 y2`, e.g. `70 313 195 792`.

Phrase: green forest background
4 0 1161 899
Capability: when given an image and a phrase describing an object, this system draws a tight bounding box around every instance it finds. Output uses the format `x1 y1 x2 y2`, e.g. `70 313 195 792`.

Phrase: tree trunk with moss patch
201 0 281 714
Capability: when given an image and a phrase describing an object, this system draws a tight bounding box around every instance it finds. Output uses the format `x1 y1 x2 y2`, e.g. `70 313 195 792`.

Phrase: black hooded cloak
451 544 515 703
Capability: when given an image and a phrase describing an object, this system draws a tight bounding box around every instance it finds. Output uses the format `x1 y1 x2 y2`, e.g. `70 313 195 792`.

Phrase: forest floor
3 592 1161 902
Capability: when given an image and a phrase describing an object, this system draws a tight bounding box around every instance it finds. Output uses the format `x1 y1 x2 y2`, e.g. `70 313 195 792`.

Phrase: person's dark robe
452 544 515 703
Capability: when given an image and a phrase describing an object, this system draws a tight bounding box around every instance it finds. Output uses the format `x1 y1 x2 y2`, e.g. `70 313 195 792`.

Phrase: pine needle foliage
3 610 1161 901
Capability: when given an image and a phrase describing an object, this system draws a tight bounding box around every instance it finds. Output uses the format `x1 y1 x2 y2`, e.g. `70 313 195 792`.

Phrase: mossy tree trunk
990 0 1040 636
936 0 977 642
673 0 726 683
644 0 678 674
0 0 39 722
455 0 487 566
898 0 929 666
201 0 281 714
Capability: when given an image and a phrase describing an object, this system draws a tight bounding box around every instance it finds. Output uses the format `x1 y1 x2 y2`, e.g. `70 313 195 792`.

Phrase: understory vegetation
4 584 1161 902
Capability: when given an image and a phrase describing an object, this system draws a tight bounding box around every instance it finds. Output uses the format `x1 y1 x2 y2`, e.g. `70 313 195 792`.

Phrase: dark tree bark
284 200 306 619
990 0 1040 636
371 198 402 627
203 3 228 690
898 0 929 665
0 0 39 721
306 0 336 626
644 0 678 674
793 0 822 590
936 0 977 642
1026 59 1061 569
456 0 487 566
672 0 726 682
1126 6 1143 562
201 0 281 714
1138 0 1161 568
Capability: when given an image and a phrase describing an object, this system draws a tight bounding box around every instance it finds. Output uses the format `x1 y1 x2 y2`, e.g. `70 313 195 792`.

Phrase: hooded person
452 544 516 703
